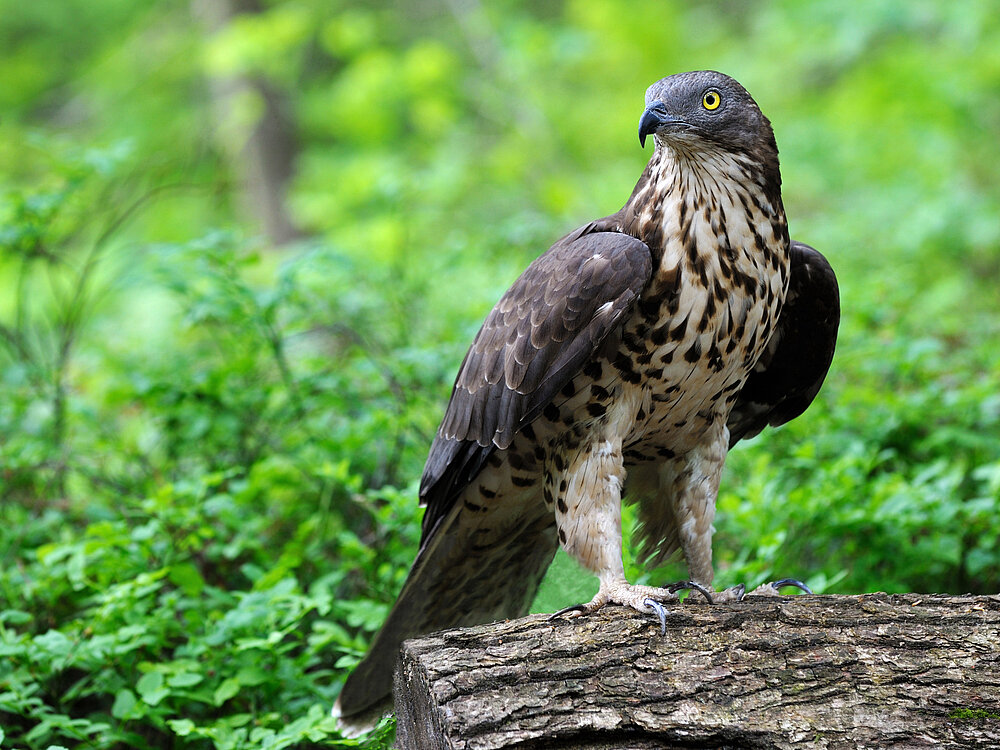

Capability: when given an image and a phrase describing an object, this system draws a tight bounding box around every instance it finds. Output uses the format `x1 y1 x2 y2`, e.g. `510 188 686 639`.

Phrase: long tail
334 483 557 722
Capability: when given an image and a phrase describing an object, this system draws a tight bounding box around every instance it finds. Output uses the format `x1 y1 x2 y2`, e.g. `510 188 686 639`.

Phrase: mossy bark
394 593 1000 749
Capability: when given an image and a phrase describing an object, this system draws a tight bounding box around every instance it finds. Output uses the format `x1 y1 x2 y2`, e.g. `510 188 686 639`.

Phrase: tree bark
394 593 1000 749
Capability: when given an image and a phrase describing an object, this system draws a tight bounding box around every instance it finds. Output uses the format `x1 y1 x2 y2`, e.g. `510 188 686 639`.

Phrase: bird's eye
702 90 721 111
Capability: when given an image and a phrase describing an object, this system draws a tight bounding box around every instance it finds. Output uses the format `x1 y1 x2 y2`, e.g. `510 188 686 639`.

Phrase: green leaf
137 670 170 706
340 599 389 632
111 689 138 719
168 671 204 688
33 630 73 662
136 670 163 699
0 610 32 626
168 719 196 736
334 654 359 670
213 677 241 706
168 562 206 596
235 666 268 687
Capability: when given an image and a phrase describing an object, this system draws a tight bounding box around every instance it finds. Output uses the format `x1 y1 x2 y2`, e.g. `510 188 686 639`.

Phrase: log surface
394 593 1000 749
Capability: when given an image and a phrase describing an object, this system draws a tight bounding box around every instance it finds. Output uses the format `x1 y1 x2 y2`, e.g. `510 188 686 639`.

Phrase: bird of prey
335 70 839 724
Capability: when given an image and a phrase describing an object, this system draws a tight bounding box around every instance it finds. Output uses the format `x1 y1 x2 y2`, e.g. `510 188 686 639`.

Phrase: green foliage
2 1 999 747
1 470 399 748
1 154 424 746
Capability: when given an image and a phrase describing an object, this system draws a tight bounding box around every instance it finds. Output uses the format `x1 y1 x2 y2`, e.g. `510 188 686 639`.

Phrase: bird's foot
706 578 812 603
748 577 813 597
549 579 712 635
657 579 715 604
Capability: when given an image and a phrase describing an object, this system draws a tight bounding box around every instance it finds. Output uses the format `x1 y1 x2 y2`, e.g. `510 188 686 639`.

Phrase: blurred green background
2 0 999 747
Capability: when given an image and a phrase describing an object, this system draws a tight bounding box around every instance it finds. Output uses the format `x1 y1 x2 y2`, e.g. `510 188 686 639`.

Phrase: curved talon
666 579 714 605
770 578 813 595
643 598 669 636
548 603 589 621
714 583 746 603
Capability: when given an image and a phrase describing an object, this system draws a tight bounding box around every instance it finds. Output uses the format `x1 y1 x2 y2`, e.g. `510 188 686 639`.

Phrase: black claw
663 579 714 604
643 598 668 636
771 578 813 595
548 603 589 621
729 583 747 602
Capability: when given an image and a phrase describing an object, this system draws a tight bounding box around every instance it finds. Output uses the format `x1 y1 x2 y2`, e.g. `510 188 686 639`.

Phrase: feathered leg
661 422 811 603
549 433 697 620
663 423 727 587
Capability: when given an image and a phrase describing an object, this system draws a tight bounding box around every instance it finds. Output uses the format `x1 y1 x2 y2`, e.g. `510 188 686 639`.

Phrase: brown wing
727 240 840 447
419 223 652 541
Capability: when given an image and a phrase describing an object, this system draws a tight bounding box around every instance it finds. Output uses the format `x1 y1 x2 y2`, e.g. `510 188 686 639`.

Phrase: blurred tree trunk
395 593 1000 749
192 0 304 246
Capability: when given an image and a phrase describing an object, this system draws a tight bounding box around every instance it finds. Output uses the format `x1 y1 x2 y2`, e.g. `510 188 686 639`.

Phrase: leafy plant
2 2 999 748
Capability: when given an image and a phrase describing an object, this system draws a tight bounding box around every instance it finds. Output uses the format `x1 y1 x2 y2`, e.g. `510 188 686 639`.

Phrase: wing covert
419 225 652 540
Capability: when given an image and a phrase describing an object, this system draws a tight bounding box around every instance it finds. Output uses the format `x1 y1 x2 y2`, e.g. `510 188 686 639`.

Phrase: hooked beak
638 101 688 148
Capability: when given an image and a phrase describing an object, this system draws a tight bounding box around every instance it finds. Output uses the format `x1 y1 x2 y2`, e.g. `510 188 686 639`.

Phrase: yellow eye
702 90 721 111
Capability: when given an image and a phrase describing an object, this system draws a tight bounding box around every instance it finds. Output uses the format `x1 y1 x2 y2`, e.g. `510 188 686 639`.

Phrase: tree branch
395 593 1000 749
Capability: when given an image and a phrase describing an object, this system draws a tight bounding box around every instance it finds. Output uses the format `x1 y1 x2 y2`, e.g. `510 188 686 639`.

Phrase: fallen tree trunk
394 593 1000 749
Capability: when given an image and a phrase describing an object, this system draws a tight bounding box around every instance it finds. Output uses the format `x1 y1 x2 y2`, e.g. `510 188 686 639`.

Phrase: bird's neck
621 145 788 271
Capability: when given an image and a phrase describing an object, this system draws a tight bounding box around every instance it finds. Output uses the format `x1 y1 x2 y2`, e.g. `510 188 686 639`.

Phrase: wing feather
419 224 652 541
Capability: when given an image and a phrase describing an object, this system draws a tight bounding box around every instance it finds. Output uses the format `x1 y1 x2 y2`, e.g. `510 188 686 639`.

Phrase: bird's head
638 70 777 161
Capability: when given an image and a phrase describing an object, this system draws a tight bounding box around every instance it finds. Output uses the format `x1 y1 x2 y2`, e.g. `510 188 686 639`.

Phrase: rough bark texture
394 593 1000 749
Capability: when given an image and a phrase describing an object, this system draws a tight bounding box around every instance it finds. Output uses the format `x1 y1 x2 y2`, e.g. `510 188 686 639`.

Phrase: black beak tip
638 102 667 150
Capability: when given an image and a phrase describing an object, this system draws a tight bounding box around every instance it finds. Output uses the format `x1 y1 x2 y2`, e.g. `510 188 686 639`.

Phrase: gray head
638 71 777 161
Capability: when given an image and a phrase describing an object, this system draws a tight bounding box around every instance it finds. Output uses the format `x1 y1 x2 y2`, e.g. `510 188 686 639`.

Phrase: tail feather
626 463 683 569
335 482 557 721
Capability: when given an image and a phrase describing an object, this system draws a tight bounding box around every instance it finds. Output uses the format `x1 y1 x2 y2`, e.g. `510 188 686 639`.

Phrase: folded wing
419 223 652 543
